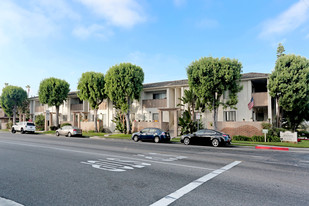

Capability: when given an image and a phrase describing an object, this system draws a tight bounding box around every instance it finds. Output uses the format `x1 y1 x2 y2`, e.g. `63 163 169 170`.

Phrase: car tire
183 137 190 145
154 136 160 143
212 138 220 147
68 132 72 137
133 135 139 142
21 128 25 134
56 131 60 136
11 128 16 133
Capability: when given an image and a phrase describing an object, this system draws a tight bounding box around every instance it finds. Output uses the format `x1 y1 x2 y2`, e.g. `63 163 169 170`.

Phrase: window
141 128 149 133
62 115 67 121
224 111 236 122
153 113 159 121
153 93 166 99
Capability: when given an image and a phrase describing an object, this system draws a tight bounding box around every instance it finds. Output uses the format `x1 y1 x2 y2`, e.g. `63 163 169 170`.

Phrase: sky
0 0 309 97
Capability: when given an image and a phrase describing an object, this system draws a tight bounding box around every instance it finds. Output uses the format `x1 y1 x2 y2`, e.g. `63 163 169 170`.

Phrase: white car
11 122 36 134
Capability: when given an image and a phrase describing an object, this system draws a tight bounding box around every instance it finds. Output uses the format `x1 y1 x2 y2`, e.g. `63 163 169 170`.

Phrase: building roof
143 72 269 89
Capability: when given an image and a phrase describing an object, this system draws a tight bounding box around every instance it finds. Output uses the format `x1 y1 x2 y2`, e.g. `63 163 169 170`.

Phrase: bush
261 122 272 130
34 114 45 131
232 135 251 141
60 123 72 127
298 130 309 138
50 126 58 131
6 120 13 129
268 136 281 142
252 135 264 142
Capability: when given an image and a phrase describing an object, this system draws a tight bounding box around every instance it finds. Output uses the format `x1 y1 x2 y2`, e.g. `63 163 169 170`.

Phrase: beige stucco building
28 72 274 137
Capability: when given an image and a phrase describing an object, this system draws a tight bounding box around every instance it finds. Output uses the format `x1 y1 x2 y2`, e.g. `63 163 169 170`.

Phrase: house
29 72 274 137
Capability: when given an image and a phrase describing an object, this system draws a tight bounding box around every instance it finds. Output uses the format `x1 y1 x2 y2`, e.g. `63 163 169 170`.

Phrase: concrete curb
255 145 289 151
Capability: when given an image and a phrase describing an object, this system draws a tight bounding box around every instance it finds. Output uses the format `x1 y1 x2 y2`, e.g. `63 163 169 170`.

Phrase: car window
196 130 205 134
27 123 35 126
63 126 68 130
149 128 157 133
204 130 216 135
141 128 149 133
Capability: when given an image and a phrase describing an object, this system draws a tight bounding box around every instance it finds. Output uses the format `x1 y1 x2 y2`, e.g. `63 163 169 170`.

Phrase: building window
224 111 236 122
153 113 159 121
62 115 67 121
153 93 166 99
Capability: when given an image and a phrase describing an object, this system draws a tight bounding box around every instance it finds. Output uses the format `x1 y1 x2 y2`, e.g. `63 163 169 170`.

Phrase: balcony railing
142 99 167 108
35 106 44 113
252 92 268 107
71 104 83 111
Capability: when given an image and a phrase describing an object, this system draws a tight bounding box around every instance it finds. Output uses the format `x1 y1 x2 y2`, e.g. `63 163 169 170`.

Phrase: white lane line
150 161 241 206
0 197 24 206
0 140 215 171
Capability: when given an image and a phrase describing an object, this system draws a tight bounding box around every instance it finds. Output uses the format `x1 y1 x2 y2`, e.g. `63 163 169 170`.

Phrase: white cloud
259 0 309 38
77 0 146 28
73 24 113 39
0 0 58 45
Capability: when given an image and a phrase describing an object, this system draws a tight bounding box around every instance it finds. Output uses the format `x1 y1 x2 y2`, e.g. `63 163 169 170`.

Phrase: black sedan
132 128 170 143
181 129 231 147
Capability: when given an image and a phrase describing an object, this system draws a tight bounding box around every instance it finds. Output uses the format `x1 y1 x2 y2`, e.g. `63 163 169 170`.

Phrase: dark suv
132 128 170 143
181 129 231 147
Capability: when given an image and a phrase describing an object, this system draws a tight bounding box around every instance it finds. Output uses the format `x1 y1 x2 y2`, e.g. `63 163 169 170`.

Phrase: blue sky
1 0 309 97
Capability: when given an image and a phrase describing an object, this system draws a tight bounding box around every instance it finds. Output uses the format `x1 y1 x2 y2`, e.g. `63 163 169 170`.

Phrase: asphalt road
0 131 309 206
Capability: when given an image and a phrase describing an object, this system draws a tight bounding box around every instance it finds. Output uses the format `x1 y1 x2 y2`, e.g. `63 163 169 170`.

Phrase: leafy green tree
105 63 144 134
38 77 70 128
187 57 243 130
268 54 309 131
34 114 45 131
277 43 285 58
77 72 107 132
0 86 28 125
178 88 200 121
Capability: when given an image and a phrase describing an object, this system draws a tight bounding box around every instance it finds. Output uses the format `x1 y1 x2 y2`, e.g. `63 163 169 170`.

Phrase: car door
59 126 67 136
203 130 216 142
194 130 206 142
149 128 158 140
139 128 149 140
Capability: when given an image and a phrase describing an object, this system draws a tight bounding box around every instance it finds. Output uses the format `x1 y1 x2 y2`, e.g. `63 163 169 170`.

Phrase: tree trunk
276 97 280 128
212 97 218 131
126 98 131 134
56 106 60 128
13 105 17 125
94 109 98 132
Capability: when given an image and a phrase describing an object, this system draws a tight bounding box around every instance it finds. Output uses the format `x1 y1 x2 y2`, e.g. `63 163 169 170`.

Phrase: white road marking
136 153 187 162
0 197 24 206
149 161 241 206
0 140 215 171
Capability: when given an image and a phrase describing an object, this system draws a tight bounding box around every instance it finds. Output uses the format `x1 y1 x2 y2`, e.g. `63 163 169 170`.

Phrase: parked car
11 122 36 134
56 126 82 137
181 129 231 147
132 128 170 143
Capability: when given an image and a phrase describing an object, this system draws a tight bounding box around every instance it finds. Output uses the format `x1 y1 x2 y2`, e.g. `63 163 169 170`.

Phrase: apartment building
28 72 273 137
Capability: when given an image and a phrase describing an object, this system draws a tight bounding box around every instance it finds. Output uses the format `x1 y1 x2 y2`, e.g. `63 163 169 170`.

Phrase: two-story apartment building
28 72 274 137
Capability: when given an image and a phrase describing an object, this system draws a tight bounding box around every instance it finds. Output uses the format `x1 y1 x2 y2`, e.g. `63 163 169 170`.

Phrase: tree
77 72 107 132
268 54 309 131
0 86 27 125
277 43 285 58
38 77 70 128
105 63 144 134
178 88 199 121
187 57 243 130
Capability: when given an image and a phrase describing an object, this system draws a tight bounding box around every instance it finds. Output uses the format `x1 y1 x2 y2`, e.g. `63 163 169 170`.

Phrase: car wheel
212 138 220 147
21 128 25 134
68 132 72 137
133 135 139 142
183 137 190 145
56 131 60 136
11 128 16 133
154 136 160 143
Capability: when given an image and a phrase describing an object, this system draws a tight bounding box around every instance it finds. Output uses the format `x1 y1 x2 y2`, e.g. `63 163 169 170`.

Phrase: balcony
142 99 167 108
71 104 83 111
252 92 268 107
35 106 44 113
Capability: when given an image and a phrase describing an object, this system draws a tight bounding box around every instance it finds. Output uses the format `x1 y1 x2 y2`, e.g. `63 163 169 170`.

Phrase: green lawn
232 140 309 148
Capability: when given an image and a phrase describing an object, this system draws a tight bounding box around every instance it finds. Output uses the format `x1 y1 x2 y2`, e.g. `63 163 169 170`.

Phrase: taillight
73 129 77 131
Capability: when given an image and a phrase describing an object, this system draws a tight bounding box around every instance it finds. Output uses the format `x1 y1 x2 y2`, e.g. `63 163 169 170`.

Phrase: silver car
56 126 82 137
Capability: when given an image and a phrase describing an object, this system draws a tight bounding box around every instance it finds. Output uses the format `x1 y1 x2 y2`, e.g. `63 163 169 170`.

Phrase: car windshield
27 123 35 126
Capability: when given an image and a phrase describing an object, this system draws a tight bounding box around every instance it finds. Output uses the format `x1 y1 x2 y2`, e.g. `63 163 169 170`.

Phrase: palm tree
26 85 30 97
178 88 199 121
